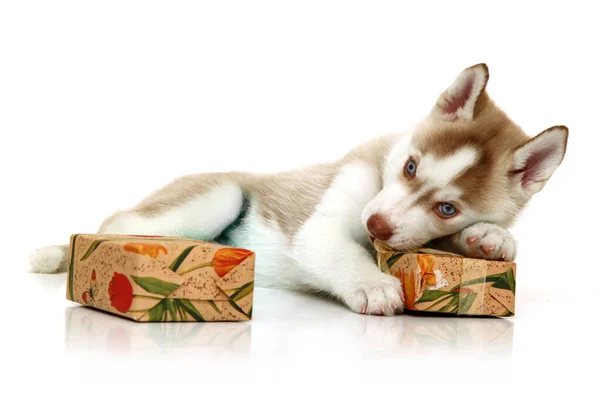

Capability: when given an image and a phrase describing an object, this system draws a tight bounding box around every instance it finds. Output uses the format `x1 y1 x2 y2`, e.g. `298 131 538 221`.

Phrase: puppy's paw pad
457 223 516 261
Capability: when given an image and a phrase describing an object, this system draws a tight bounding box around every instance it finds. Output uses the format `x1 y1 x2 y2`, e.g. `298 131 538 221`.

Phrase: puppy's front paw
454 223 517 261
342 273 404 316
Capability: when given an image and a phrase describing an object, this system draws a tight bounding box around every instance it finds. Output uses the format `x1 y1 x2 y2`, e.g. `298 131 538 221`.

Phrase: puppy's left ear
511 126 569 197
432 63 489 121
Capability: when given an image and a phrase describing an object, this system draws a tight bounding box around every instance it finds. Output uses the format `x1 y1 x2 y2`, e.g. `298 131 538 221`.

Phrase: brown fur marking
414 94 530 215
117 137 391 239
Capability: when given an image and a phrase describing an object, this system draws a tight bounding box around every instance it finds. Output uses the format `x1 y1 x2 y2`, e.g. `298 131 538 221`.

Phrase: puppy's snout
367 214 393 241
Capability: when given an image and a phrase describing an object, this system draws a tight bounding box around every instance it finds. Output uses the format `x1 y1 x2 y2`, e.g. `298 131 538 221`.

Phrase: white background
1 1 598 398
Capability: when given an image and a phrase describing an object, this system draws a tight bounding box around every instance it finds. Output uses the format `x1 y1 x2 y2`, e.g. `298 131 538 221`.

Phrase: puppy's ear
432 63 489 122
510 126 569 197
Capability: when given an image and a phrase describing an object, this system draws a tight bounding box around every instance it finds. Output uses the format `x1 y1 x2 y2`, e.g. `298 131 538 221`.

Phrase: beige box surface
375 240 516 317
66 234 254 322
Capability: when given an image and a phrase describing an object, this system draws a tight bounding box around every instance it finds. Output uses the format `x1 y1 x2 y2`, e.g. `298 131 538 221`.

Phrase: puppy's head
362 63 568 250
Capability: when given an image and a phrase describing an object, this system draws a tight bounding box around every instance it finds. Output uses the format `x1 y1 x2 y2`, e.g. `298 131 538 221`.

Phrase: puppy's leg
30 178 245 273
293 228 404 316
99 181 244 239
431 222 517 261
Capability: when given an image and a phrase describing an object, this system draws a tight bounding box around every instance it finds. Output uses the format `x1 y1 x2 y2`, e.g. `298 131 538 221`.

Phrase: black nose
367 214 393 241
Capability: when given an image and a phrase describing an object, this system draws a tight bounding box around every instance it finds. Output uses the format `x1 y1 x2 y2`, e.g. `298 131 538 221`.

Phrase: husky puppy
30 64 568 316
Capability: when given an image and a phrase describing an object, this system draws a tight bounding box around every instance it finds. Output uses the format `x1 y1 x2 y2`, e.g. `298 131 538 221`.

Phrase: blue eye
436 203 457 217
405 159 417 178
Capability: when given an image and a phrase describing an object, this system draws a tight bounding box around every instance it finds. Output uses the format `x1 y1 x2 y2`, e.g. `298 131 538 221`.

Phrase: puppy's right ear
431 63 489 122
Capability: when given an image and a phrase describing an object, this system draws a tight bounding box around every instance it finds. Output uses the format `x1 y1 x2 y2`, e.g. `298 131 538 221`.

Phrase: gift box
374 240 516 317
66 234 255 322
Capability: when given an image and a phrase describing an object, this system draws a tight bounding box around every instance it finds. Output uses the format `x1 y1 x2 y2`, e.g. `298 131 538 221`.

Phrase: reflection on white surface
251 289 513 359
63 288 513 360
12 268 596 396
26 272 68 296
397 314 513 356
65 306 252 358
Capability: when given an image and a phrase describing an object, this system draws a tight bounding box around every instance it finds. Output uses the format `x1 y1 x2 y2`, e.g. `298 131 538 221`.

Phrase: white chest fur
232 162 382 289
304 161 382 243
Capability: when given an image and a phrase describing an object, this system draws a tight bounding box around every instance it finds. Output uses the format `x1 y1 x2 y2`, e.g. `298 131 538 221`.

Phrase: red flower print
91 269 96 281
123 243 168 259
82 291 89 304
452 288 475 294
108 272 134 313
212 248 253 278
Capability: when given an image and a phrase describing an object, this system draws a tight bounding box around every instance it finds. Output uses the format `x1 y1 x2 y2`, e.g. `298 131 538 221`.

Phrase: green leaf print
168 245 197 272
131 276 180 297
79 239 109 261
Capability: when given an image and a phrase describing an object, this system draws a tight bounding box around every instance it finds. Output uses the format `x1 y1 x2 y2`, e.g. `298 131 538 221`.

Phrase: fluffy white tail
29 245 69 273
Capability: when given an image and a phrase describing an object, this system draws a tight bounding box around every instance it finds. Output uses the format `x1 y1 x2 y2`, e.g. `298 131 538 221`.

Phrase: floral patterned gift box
66 234 255 322
374 240 516 317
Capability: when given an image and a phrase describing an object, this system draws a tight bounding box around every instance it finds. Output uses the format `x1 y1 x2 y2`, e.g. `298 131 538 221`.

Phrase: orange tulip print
175 247 253 277
417 254 437 287
123 242 168 259
396 255 440 309
397 267 419 309
212 248 253 277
